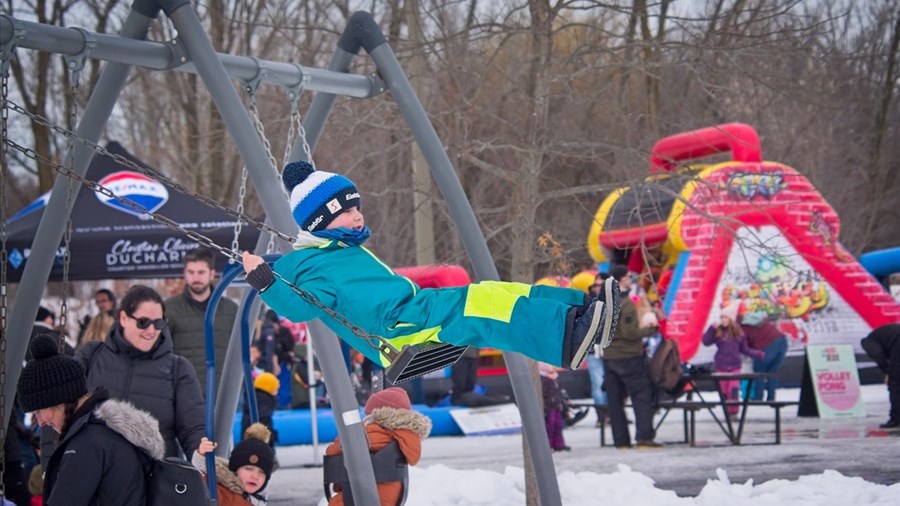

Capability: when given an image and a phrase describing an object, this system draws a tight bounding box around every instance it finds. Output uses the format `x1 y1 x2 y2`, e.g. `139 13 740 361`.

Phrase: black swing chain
57 68 80 353
1 103 401 361
0 56 9 500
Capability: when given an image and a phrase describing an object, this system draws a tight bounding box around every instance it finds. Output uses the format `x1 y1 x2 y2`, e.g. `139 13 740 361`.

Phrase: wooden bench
571 398 799 447
741 400 799 445
570 399 676 447
654 401 717 446
568 399 616 447
658 399 799 446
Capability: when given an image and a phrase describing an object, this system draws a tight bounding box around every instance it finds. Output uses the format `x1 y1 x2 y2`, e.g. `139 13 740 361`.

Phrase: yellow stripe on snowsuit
377 326 443 367
463 281 532 323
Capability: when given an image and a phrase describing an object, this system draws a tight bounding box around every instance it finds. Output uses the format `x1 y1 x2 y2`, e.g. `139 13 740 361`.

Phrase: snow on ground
267 384 900 505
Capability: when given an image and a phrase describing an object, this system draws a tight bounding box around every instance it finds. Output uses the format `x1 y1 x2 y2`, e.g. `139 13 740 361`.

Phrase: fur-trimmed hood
93 398 166 460
367 407 432 439
215 456 246 496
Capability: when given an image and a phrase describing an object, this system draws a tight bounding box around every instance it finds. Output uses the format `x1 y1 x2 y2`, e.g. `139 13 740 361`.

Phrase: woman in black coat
18 334 166 505
75 284 206 458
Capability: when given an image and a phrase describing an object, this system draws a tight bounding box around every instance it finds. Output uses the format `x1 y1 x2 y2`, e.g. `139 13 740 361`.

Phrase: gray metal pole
358 11 563 505
284 27 384 505
0 15 378 99
164 1 307 452
164 12 379 504
2 3 158 430
165 5 296 239
308 320 381 506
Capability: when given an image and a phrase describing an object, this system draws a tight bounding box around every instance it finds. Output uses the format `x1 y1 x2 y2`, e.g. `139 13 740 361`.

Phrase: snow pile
387 465 899 506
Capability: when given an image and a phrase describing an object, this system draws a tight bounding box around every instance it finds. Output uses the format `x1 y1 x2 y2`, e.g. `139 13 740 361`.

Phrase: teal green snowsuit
258 240 586 367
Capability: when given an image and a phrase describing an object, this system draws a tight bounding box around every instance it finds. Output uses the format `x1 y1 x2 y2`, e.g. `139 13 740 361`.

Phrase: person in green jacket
242 161 620 371
602 265 662 448
166 246 238 393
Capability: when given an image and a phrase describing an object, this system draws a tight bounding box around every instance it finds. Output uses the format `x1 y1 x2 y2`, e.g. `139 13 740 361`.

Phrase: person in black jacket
861 323 900 429
28 306 75 359
75 284 206 458
271 311 298 409
242 372 279 454
18 334 166 505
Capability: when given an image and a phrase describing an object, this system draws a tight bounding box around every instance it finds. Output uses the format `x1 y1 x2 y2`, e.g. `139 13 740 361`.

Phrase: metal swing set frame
0 2 565 505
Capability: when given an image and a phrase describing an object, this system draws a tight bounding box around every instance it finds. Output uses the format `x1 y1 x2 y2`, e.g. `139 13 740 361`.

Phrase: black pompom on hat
18 334 87 412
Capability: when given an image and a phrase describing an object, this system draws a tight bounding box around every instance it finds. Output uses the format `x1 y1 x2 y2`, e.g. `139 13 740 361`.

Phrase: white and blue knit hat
283 161 361 232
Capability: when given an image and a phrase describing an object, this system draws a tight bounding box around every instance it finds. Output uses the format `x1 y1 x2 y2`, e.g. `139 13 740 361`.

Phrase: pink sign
807 344 865 418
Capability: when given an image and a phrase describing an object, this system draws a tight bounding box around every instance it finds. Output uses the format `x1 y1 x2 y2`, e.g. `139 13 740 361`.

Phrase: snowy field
266 384 899 505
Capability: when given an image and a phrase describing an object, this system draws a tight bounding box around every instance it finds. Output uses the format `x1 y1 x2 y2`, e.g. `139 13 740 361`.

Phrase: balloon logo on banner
96 171 169 219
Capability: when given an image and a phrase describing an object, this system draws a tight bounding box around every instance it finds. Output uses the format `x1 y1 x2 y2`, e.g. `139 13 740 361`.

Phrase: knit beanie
254 372 280 396
18 334 87 412
610 264 630 282
364 387 412 415
721 301 740 322
229 423 275 491
35 306 54 323
283 160 361 233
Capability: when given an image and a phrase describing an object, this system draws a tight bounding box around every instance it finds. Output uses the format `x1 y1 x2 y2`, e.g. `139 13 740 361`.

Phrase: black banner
5 142 262 281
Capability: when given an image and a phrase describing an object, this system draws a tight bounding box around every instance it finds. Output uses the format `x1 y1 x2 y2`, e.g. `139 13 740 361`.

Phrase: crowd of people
4 247 313 506
6 256 898 505
4 183 896 504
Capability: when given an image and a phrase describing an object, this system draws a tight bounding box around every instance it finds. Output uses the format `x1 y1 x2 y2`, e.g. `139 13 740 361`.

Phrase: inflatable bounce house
587 123 900 363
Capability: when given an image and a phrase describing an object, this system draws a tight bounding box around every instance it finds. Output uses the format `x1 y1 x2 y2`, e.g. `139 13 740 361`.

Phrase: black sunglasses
128 314 167 331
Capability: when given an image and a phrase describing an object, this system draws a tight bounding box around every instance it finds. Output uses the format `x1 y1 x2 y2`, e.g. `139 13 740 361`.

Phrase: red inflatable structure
587 123 900 362
394 264 472 289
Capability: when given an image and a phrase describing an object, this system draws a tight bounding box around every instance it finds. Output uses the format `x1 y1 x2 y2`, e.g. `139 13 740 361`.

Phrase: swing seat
323 441 409 506
384 343 469 384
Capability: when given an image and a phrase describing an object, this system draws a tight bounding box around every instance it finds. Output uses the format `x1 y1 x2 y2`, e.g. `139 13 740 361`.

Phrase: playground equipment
587 123 900 363
1 5 563 505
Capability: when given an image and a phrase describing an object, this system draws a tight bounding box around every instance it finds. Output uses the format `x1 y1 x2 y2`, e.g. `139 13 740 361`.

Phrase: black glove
246 262 275 291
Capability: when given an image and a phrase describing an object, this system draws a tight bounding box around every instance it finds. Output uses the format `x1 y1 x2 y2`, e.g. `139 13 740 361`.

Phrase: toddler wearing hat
194 423 275 506
702 301 765 416
325 387 431 505
242 161 621 372
241 372 280 454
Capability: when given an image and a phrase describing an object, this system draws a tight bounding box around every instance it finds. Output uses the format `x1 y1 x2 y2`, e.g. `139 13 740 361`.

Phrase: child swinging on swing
241 161 620 372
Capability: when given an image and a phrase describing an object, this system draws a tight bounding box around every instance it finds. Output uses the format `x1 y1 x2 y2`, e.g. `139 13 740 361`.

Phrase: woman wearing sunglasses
70 284 206 459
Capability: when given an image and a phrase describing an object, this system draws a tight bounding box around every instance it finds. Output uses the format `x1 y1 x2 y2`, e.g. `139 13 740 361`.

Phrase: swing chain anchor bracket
0 17 25 79
165 36 190 69
242 57 269 106
366 72 388 98
283 64 310 114
64 27 96 89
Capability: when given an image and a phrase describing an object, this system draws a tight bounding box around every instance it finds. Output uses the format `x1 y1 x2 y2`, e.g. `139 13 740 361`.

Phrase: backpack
648 339 687 397
144 455 212 506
